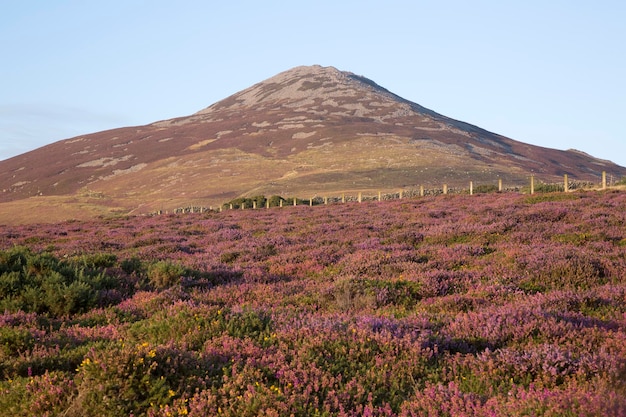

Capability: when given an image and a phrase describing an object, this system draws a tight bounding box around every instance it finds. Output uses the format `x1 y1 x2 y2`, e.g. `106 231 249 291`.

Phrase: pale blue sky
1 1 625 168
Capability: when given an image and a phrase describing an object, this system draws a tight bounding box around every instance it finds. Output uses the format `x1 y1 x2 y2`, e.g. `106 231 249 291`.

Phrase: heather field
1 191 625 416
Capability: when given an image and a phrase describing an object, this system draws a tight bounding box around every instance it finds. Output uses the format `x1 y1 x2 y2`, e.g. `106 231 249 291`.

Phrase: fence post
469 181 473 196
241 203 245 210
324 196 328 205
443 184 448 195
280 200 283 208
399 190 403 199
253 201 257 209
342 194 346 203
602 171 607 189
294 198 297 206
420 185 424 197
266 200 270 209
358 192 362 203
230 203 233 210
378 191 382 202
564 174 569 192
498 178 502 192
310 197 313 207
530 175 535 194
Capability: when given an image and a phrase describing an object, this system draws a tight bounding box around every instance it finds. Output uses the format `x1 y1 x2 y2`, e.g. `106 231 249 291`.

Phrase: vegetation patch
0 247 130 317
0 191 625 415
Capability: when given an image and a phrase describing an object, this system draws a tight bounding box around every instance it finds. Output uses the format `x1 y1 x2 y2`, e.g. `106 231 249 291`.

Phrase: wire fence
161 171 620 215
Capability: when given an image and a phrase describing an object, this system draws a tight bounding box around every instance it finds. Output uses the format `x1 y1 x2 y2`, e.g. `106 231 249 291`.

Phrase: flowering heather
0 191 625 416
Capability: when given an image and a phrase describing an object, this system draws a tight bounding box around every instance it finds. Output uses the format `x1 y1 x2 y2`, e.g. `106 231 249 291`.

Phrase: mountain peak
196 65 405 115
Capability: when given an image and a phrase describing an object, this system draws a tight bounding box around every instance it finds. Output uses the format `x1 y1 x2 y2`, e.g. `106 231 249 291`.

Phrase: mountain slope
1 65 624 223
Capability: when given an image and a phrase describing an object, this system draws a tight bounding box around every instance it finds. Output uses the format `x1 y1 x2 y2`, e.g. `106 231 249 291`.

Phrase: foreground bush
0 247 128 317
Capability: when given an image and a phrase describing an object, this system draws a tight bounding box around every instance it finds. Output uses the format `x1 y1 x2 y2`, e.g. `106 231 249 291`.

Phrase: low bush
473 184 499 194
0 247 126 317
68 342 207 417
147 261 187 289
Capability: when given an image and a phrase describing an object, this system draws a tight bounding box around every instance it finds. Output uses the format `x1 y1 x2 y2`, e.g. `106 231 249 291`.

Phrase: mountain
1 65 624 224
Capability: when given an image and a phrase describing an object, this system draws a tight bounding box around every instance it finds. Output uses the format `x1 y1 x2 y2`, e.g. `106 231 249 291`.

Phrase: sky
1 0 625 168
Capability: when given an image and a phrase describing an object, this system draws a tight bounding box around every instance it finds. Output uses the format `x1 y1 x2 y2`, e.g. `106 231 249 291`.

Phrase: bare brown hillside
1 65 624 224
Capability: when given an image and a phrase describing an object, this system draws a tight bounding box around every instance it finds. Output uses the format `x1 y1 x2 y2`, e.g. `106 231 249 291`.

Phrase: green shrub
284 197 307 206
223 195 267 209
0 246 29 274
524 193 580 204
0 247 124 317
473 184 499 194
69 342 206 417
73 253 117 268
267 195 285 207
534 182 564 193
0 326 35 357
44 280 96 317
226 310 273 341
220 251 240 264
121 256 144 275
147 261 187 289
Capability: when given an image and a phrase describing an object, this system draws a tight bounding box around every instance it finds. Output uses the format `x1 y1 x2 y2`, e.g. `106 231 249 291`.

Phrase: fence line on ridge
161 171 619 215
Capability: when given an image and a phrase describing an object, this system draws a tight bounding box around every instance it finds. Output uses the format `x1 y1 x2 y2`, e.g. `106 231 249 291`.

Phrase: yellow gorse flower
77 357 95 371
